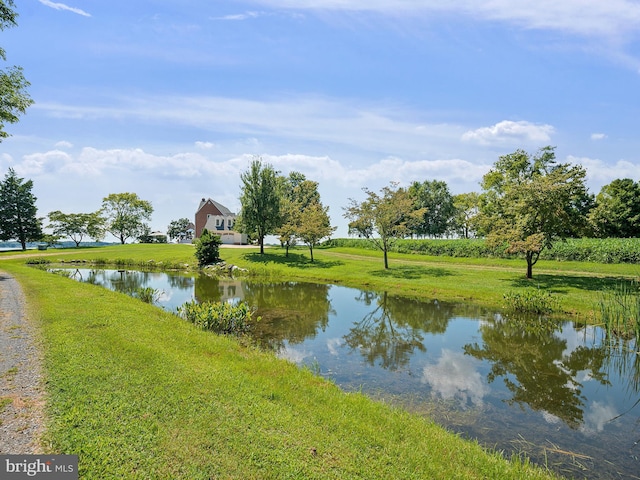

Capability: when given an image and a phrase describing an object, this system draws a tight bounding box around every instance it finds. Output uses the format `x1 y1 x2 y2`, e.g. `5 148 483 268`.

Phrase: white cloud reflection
422 349 489 408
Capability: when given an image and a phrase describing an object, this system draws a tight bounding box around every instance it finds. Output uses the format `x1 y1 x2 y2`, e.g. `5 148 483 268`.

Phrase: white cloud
38 0 91 17
568 155 640 191
54 141 74 149
462 120 555 146
34 95 472 163
195 141 216 150
211 11 262 21
590 133 607 141
252 0 640 39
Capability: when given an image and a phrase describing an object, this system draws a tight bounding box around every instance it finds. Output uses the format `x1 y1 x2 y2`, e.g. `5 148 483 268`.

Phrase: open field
0 248 559 479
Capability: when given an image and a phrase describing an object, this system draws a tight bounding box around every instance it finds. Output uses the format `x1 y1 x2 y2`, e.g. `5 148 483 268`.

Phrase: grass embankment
0 253 557 479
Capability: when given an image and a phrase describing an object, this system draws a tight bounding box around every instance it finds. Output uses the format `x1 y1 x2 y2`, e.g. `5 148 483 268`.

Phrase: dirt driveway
0 271 44 454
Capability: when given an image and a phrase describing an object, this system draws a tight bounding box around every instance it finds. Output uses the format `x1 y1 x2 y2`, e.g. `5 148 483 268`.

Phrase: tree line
235 148 640 277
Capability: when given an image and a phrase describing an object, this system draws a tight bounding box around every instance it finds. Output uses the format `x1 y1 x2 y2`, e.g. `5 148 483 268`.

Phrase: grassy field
0 248 560 479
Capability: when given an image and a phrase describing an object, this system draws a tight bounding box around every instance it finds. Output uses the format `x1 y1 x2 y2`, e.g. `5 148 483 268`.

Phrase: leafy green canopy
0 0 33 140
344 182 425 269
479 146 591 278
0 167 42 249
101 192 153 244
237 158 282 254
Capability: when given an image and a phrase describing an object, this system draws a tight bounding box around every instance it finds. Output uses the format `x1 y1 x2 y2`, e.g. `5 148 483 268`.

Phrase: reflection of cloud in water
542 411 561 425
276 345 308 364
561 325 598 357
157 290 171 302
422 349 489 408
581 401 618 434
327 338 343 356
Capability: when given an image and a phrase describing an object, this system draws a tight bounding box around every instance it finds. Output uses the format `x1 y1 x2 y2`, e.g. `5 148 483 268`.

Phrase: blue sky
2 1 640 238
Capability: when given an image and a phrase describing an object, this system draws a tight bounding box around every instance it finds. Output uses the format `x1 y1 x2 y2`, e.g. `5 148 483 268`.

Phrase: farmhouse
195 198 247 245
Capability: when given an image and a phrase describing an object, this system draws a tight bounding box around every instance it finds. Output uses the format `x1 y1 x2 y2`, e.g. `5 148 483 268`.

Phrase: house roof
197 198 234 216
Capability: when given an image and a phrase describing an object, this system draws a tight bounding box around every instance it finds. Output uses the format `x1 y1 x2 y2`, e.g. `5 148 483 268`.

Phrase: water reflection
464 316 614 429
344 291 427 371
55 268 640 479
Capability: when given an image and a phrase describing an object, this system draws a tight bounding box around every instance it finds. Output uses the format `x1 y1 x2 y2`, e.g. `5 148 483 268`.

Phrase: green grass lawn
0 254 558 479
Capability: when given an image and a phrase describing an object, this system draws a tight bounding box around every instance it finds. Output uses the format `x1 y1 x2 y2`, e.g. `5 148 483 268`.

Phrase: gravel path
0 271 45 454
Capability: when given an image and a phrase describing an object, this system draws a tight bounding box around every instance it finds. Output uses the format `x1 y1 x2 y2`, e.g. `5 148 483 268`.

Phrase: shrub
176 300 259 335
132 287 162 304
195 229 222 267
503 288 559 314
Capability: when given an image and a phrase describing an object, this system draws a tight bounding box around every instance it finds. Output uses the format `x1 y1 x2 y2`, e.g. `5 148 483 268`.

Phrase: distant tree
297 201 336 262
101 192 153 244
408 179 455 238
48 210 105 247
478 147 590 278
194 228 222 266
276 172 325 257
451 192 480 239
0 168 42 250
167 217 192 242
344 183 425 269
588 178 640 238
237 158 282 254
0 1 33 141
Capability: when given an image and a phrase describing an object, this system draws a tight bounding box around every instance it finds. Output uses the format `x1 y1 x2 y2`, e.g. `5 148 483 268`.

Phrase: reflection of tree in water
166 274 194 291
193 274 224 304
241 282 334 351
112 271 151 295
464 316 610 429
344 291 457 371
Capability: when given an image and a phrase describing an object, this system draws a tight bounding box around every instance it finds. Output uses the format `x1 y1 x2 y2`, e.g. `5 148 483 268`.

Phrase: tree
478 147 590 278
194 228 222 266
167 217 192 242
237 158 282 254
452 192 480 239
0 168 42 249
48 210 105 247
408 179 455 238
0 1 33 141
588 178 640 238
101 192 153 244
276 172 326 257
344 183 425 269
297 201 336 262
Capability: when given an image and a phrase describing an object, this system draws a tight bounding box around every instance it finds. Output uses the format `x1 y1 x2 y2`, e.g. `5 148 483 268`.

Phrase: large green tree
344 183 425 269
588 178 640 238
238 158 282 254
479 146 590 278
101 192 153 244
48 210 105 247
0 0 33 140
0 168 42 249
408 179 455 238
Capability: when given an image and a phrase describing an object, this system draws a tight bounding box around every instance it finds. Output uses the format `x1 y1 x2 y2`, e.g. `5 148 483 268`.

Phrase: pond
59 268 640 479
